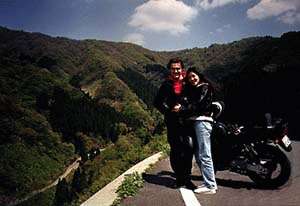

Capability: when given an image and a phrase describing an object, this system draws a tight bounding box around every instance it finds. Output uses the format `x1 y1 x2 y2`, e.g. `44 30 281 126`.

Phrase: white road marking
179 187 202 206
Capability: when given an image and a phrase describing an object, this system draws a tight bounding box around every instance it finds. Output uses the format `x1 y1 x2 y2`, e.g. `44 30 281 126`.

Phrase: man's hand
172 103 182 112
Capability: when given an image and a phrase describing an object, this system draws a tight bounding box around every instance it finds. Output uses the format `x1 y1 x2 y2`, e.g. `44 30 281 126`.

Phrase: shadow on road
142 172 177 189
216 178 258 190
142 171 204 189
143 170 276 190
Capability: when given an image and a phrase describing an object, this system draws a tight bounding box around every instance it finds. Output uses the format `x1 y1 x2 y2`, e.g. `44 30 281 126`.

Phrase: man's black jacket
153 79 184 122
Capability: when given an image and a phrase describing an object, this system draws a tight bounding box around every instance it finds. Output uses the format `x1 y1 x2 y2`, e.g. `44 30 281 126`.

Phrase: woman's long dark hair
186 67 210 84
186 67 219 94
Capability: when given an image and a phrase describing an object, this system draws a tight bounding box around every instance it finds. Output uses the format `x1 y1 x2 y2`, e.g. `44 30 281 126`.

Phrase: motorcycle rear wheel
248 144 291 188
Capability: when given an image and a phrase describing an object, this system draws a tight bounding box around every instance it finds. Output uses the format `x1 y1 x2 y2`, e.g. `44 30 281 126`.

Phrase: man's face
170 63 183 80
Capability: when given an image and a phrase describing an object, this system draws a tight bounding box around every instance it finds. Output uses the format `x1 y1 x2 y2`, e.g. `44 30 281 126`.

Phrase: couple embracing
154 57 217 194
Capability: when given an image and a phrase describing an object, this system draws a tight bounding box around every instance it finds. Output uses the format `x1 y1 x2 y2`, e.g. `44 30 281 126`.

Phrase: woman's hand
172 103 182 112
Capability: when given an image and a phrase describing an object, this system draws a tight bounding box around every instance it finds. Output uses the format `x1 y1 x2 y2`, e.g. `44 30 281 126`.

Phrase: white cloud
82 0 94 3
212 14 218 18
247 0 296 20
279 11 300 24
123 33 145 46
195 0 247 10
247 0 300 24
223 24 231 29
215 24 231 33
216 28 224 33
128 0 198 36
195 0 300 25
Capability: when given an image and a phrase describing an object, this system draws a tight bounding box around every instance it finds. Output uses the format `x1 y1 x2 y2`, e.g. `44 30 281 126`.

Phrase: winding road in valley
7 147 108 206
7 157 81 206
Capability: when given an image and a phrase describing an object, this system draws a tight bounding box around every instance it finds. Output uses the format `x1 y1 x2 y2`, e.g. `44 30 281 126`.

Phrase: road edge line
81 152 163 206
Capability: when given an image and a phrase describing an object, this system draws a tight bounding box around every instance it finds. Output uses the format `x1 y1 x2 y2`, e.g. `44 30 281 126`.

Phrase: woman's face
188 72 200 86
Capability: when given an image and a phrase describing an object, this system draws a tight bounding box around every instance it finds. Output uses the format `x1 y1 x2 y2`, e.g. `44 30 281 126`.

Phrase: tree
53 178 70 206
70 166 89 194
71 168 81 198
37 56 57 70
36 91 50 110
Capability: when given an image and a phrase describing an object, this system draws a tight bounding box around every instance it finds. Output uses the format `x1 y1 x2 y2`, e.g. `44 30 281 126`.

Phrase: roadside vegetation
112 172 144 206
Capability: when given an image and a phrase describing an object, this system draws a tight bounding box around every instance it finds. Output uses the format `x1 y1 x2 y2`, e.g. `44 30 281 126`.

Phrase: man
154 57 196 189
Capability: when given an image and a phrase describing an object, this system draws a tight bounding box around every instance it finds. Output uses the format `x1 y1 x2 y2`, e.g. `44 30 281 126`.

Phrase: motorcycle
210 103 292 188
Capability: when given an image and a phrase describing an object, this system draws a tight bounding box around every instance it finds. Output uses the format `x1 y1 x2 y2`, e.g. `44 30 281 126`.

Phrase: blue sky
0 0 299 51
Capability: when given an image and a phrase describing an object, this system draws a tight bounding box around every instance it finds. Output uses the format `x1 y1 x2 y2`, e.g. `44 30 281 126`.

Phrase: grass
112 172 144 206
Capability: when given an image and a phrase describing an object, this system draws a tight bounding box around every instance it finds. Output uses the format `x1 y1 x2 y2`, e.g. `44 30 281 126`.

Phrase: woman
183 67 217 194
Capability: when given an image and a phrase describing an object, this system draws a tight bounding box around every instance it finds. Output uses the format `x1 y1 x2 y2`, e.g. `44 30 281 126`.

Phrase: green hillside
0 25 175 205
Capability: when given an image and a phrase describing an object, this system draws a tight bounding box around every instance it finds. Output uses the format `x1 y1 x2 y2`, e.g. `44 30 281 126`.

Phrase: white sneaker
196 184 206 188
194 186 217 194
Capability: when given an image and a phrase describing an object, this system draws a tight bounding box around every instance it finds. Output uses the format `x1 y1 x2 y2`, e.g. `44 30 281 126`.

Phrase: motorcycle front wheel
248 144 291 188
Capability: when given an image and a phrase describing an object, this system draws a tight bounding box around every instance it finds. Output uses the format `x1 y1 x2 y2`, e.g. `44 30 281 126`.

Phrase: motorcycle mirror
265 113 272 128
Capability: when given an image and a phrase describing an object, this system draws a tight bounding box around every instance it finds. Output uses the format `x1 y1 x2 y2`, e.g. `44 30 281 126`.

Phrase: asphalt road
122 141 300 206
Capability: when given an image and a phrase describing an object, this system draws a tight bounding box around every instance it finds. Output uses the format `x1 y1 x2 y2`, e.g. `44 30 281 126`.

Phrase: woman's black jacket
180 83 213 118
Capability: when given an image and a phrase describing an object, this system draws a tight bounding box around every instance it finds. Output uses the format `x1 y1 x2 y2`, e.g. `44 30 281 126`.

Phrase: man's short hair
167 57 184 70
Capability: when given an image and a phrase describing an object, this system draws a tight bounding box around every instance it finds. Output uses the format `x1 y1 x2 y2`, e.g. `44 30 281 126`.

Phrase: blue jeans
194 120 217 189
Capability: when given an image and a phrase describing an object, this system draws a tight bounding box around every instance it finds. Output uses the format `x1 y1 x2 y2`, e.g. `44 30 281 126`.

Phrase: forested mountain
0 26 170 205
0 26 299 205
